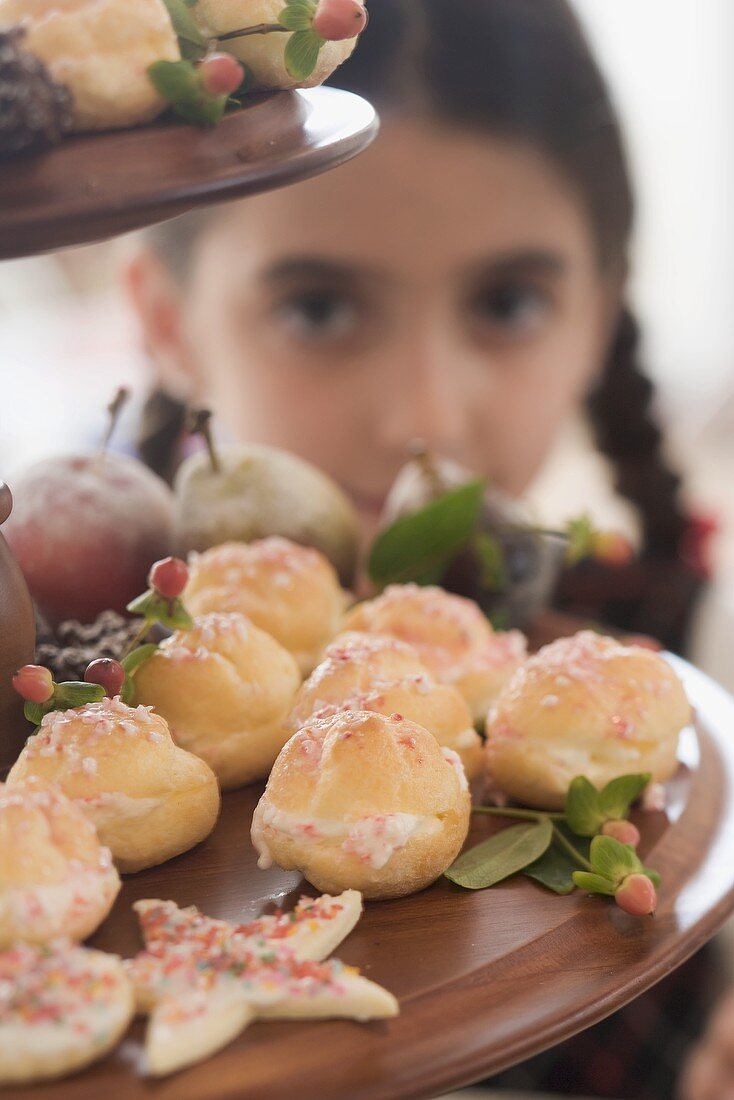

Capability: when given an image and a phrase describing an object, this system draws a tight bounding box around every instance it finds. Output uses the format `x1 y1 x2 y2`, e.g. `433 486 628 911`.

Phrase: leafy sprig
447 772 659 916
119 645 160 706
119 564 195 701
368 479 486 587
368 477 609 593
22 681 106 726
565 773 650 836
148 59 238 127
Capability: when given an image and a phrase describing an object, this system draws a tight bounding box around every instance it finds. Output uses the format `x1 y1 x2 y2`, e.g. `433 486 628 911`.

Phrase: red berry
198 53 245 98
615 873 657 917
13 665 54 704
593 530 634 567
601 819 641 848
149 556 189 598
85 659 125 699
313 0 368 41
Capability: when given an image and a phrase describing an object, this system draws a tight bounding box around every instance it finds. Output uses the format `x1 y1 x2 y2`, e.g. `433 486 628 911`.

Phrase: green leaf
160 0 207 53
148 61 226 127
127 588 194 631
589 834 641 887
23 700 48 725
120 644 158 677
524 846 577 895
227 63 254 104
278 0 317 31
598 773 651 821
565 513 598 565
120 644 159 706
572 871 616 896
565 776 604 837
473 531 508 592
53 682 106 709
161 601 194 630
126 589 157 618
284 28 324 81
368 478 486 588
524 825 591 895
445 817 552 890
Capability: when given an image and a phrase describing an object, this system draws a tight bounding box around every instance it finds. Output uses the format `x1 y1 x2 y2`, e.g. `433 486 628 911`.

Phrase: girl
128 0 707 654
127 4 719 1096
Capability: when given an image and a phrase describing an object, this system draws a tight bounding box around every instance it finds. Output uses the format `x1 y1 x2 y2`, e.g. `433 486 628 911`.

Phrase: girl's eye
275 289 360 344
468 281 551 336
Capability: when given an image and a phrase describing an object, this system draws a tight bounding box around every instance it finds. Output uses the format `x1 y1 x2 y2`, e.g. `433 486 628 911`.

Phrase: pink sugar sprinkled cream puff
253 710 470 900
343 584 527 724
485 630 691 810
288 632 484 780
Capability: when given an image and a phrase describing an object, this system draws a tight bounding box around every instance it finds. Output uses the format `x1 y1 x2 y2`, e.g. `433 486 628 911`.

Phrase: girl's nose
376 330 475 458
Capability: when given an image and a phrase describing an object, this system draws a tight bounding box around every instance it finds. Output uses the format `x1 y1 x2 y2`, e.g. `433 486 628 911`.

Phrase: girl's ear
124 248 200 400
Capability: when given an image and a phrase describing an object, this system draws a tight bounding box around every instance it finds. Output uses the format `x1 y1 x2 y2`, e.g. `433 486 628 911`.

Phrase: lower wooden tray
0 87 378 260
12 655 734 1100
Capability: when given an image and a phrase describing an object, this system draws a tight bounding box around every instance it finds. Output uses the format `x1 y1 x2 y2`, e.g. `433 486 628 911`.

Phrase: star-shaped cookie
126 890 398 1075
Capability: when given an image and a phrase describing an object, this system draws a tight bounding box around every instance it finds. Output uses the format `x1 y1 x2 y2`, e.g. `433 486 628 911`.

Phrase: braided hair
588 308 686 558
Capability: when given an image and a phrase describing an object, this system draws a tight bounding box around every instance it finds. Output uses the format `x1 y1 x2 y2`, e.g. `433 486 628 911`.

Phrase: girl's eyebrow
465 249 567 280
260 257 392 287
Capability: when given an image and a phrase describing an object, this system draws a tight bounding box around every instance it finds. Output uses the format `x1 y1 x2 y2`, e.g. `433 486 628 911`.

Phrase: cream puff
7 697 220 874
288 632 484 780
128 890 396 1077
0 779 120 948
0 0 180 131
134 611 301 789
185 538 349 675
486 630 692 810
252 710 471 900
0 941 134 1085
343 584 527 724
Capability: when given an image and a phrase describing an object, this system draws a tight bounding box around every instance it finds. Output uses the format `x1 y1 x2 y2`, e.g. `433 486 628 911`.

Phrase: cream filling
442 747 470 791
81 791 166 829
253 804 441 872
455 727 480 751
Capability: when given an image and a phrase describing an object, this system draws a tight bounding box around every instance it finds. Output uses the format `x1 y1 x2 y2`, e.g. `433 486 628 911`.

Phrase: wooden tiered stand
3 89 734 1100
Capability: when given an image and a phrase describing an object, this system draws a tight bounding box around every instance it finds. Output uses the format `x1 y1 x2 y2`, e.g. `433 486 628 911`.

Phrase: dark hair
327 0 687 559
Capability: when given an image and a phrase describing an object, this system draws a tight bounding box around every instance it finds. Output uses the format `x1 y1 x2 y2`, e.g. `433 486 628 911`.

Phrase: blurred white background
1 0 733 686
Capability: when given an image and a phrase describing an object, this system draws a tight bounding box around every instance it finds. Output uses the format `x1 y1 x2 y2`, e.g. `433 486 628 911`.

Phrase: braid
137 389 188 485
587 307 688 558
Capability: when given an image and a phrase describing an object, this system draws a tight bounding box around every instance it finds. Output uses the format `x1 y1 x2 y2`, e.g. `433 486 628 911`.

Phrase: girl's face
131 119 617 529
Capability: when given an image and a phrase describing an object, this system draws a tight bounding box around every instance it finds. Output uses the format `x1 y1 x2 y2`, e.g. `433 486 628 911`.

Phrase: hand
679 990 734 1100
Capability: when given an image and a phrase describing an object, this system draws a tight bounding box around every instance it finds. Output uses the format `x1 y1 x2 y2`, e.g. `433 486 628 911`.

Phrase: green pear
174 443 359 585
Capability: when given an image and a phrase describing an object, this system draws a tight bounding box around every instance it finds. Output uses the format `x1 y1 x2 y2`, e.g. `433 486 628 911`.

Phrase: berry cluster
15 556 193 719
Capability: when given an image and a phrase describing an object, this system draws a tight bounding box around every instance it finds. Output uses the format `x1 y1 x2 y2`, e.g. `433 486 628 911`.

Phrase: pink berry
149 556 189 598
593 530 634 567
12 665 54 704
615 873 657 917
313 0 368 41
601 819 641 848
198 53 245 98
85 659 125 699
